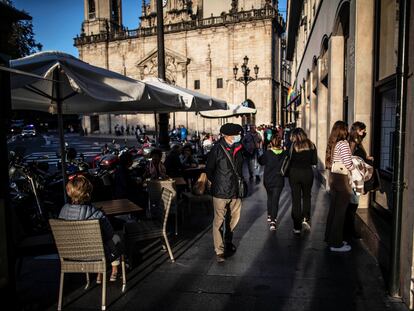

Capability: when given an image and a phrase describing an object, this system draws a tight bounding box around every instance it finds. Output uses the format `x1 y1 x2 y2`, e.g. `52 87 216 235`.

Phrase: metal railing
75 7 284 46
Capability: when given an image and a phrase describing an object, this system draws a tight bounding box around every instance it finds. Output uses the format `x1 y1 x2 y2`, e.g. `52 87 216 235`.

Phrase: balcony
75 7 281 46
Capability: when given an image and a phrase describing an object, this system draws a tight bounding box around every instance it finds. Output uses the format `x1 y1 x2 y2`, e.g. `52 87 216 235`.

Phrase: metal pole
54 69 68 203
0 53 16 303
105 20 112 134
156 0 170 149
389 0 409 297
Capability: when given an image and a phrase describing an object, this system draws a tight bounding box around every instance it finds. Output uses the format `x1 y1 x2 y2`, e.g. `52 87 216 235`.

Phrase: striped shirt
333 140 354 170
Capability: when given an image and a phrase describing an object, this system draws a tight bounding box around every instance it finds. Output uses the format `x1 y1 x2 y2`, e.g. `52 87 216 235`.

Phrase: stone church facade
75 0 284 134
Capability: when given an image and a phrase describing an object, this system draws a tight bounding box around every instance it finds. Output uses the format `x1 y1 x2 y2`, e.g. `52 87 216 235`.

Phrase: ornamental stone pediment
136 48 190 82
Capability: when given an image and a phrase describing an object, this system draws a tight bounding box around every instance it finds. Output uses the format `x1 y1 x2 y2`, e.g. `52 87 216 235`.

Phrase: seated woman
180 144 199 169
143 148 168 180
59 175 122 283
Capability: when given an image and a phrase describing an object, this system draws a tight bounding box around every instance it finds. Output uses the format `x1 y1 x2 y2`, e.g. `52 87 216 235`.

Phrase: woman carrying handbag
324 121 355 252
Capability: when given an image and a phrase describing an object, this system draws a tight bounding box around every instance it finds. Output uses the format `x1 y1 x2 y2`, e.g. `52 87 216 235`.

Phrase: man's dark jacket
206 138 244 199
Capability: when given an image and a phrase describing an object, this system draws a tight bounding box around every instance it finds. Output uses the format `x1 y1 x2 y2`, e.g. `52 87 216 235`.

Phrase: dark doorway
90 115 100 133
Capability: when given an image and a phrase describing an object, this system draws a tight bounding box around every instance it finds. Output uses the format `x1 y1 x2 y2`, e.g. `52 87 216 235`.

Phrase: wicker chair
147 179 178 235
49 219 126 311
124 187 175 262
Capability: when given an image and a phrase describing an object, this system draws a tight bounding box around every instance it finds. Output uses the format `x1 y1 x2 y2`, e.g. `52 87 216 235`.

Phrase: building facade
75 0 284 134
286 0 414 308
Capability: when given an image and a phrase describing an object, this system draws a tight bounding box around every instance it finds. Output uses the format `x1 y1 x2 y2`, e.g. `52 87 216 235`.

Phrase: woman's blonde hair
290 128 314 152
66 175 93 204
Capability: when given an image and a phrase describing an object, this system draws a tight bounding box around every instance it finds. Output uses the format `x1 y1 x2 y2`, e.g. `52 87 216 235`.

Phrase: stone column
349 0 375 209
328 36 344 130
317 58 328 174
310 71 317 145
83 116 91 134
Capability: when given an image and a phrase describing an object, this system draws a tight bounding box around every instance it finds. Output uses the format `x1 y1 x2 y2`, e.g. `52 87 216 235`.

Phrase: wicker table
94 199 143 216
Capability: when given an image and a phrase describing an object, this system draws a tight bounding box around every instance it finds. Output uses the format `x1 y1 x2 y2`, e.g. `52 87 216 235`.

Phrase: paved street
16 175 408 311
7 132 139 168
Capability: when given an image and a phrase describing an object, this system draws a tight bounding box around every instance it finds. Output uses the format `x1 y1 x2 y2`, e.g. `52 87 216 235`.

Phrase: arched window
111 0 119 22
88 0 96 19
333 1 350 123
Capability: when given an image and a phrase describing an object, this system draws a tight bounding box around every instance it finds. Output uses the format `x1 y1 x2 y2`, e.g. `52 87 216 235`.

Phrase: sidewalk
36 180 409 311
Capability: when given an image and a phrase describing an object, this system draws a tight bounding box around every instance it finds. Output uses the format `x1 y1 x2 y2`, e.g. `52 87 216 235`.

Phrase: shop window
194 80 200 89
378 88 396 173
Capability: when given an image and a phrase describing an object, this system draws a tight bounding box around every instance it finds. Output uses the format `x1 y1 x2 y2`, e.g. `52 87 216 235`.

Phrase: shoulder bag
280 144 294 176
331 162 349 175
220 144 248 198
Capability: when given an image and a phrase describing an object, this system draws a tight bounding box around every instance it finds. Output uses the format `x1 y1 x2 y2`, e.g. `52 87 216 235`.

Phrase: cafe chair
124 188 175 262
49 219 127 311
147 179 178 235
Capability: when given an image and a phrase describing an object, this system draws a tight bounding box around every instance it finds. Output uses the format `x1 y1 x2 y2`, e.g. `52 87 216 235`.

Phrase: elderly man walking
206 123 244 263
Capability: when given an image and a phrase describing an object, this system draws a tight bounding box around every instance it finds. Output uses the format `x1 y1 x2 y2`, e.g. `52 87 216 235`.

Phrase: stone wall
78 18 277 134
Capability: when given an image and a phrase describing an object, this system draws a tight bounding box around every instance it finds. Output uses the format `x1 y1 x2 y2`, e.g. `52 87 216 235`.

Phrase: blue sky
13 0 286 57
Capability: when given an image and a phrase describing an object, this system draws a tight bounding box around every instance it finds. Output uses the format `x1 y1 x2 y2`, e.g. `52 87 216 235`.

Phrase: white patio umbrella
10 51 183 114
143 77 228 111
9 51 183 199
199 103 257 118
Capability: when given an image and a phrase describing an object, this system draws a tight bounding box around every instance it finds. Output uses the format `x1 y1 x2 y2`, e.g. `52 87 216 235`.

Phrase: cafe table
94 199 143 217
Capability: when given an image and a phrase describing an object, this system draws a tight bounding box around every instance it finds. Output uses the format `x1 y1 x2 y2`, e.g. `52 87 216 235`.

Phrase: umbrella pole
54 69 68 203
154 112 158 146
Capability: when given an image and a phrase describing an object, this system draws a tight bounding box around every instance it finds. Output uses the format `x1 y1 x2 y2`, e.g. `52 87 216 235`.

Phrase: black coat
258 149 286 189
206 138 244 199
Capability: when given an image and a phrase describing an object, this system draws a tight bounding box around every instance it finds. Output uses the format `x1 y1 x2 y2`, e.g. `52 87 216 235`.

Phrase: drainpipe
389 0 409 297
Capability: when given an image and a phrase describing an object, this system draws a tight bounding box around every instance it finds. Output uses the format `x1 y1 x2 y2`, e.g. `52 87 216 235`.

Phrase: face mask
233 135 241 144
361 132 367 139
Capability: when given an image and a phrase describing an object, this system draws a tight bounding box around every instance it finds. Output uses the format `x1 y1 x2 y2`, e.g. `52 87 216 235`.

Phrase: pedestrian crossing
24 150 101 166
25 134 104 167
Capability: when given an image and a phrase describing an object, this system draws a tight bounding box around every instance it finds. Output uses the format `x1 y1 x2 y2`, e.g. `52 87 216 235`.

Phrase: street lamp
233 55 259 124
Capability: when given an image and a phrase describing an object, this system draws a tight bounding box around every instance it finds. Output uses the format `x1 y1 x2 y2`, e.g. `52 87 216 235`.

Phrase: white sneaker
269 222 276 231
292 229 301 234
302 219 311 231
267 215 271 223
330 244 352 252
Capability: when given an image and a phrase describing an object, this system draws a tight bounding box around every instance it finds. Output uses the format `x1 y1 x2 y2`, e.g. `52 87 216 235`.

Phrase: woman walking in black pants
325 121 355 252
288 128 317 234
258 135 286 231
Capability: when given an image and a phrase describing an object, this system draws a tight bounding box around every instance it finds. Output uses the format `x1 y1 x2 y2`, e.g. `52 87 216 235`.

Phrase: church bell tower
82 0 123 36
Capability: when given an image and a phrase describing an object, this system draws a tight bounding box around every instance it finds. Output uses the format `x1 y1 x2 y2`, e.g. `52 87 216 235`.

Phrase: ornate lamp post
233 56 259 124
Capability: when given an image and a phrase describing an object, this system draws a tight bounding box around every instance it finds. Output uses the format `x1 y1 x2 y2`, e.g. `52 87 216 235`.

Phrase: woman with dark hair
258 135 286 231
325 121 355 252
288 128 317 234
344 121 374 241
59 176 122 283
180 144 199 169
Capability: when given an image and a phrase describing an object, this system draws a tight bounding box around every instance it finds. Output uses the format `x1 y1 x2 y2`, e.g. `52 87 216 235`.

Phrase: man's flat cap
220 123 243 136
